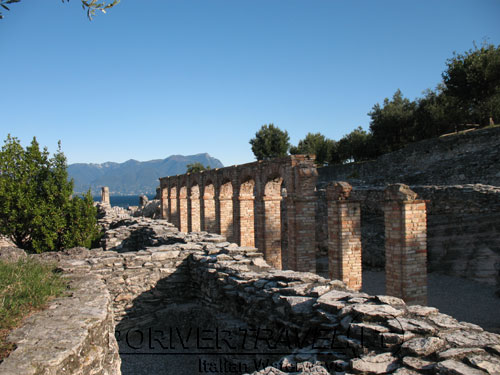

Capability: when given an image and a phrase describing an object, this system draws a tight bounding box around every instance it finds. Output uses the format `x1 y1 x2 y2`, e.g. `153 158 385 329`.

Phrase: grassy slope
0 258 67 362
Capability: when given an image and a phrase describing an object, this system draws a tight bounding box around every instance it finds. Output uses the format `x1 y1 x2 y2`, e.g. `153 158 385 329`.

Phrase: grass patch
0 258 67 362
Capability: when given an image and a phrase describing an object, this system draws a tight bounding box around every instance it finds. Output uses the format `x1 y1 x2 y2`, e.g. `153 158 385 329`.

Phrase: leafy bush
0 135 101 253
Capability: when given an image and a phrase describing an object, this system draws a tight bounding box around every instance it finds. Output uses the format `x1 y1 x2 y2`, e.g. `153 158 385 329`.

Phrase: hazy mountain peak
68 153 224 195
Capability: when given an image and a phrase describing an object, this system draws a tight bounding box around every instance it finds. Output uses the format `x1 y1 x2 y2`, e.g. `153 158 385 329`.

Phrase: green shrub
0 135 101 253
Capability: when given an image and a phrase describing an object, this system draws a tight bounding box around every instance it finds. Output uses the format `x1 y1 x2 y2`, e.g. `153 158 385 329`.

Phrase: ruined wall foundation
3 211 499 374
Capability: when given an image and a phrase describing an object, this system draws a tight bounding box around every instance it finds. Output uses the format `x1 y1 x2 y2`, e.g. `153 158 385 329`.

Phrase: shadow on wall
114 258 293 375
103 223 186 253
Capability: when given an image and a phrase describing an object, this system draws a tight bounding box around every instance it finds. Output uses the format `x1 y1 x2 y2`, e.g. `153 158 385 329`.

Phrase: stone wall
317 126 500 187
18 213 500 375
316 184 500 289
0 274 121 375
315 127 500 288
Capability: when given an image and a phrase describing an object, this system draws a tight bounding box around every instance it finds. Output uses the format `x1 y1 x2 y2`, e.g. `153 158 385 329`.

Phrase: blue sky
1 0 499 166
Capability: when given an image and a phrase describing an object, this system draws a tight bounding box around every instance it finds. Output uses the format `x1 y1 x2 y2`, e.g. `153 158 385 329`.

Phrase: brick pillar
285 157 317 273
203 195 216 233
384 184 428 305
264 196 282 269
219 197 234 241
101 187 109 205
287 197 317 273
254 196 265 253
179 187 188 233
239 196 255 247
326 182 362 291
161 186 169 219
189 187 201 232
169 187 178 228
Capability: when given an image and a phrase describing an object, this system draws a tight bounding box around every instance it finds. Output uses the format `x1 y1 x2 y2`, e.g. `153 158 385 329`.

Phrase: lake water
93 195 156 208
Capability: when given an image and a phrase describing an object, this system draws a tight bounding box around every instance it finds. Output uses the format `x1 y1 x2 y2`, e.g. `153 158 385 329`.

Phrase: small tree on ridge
249 123 290 161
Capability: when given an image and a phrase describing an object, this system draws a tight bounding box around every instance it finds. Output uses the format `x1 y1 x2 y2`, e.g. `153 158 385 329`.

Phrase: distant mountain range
68 153 224 196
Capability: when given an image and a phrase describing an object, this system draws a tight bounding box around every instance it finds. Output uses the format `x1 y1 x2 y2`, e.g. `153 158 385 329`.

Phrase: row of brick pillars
159 155 318 273
326 182 428 305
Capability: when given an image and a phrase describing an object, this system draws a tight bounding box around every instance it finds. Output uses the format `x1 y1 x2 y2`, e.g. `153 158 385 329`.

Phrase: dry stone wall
7 207 498 375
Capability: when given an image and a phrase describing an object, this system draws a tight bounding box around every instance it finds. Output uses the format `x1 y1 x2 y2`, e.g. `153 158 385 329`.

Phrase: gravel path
362 270 500 333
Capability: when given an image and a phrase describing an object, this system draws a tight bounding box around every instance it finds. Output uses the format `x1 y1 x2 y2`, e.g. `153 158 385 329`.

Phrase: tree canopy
249 124 290 161
186 162 211 173
286 44 500 166
0 0 119 20
442 43 500 126
290 132 336 166
368 89 417 154
0 135 101 253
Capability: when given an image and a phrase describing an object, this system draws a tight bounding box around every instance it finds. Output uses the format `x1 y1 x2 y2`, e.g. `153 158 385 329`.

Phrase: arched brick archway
160 155 318 273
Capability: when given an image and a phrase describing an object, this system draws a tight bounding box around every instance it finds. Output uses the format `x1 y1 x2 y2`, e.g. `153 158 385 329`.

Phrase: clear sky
1 0 499 167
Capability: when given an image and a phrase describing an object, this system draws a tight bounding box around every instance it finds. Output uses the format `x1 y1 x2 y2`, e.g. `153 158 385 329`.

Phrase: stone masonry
160 156 429 305
160 155 318 273
101 186 110 204
3 207 499 374
326 181 362 291
316 126 500 292
0 273 121 375
384 184 428 306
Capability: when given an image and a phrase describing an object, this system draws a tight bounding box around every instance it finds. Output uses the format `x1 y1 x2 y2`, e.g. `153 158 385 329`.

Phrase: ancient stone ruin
1 127 499 374
159 156 428 306
2 207 499 374
102 186 110 205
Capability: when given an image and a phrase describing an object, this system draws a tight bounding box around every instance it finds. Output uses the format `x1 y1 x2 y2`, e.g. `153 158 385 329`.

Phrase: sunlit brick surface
159 155 318 272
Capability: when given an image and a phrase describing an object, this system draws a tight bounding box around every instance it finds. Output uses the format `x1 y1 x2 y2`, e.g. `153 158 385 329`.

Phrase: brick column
179 187 188 233
169 187 178 228
101 187 109 204
326 182 362 291
203 195 216 233
254 195 265 253
239 196 255 247
264 196 282 269
285 157 317 273
219 197 234 241
189 186 201 232
288 197 316 272
384 184 428 305
160 186 169 219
